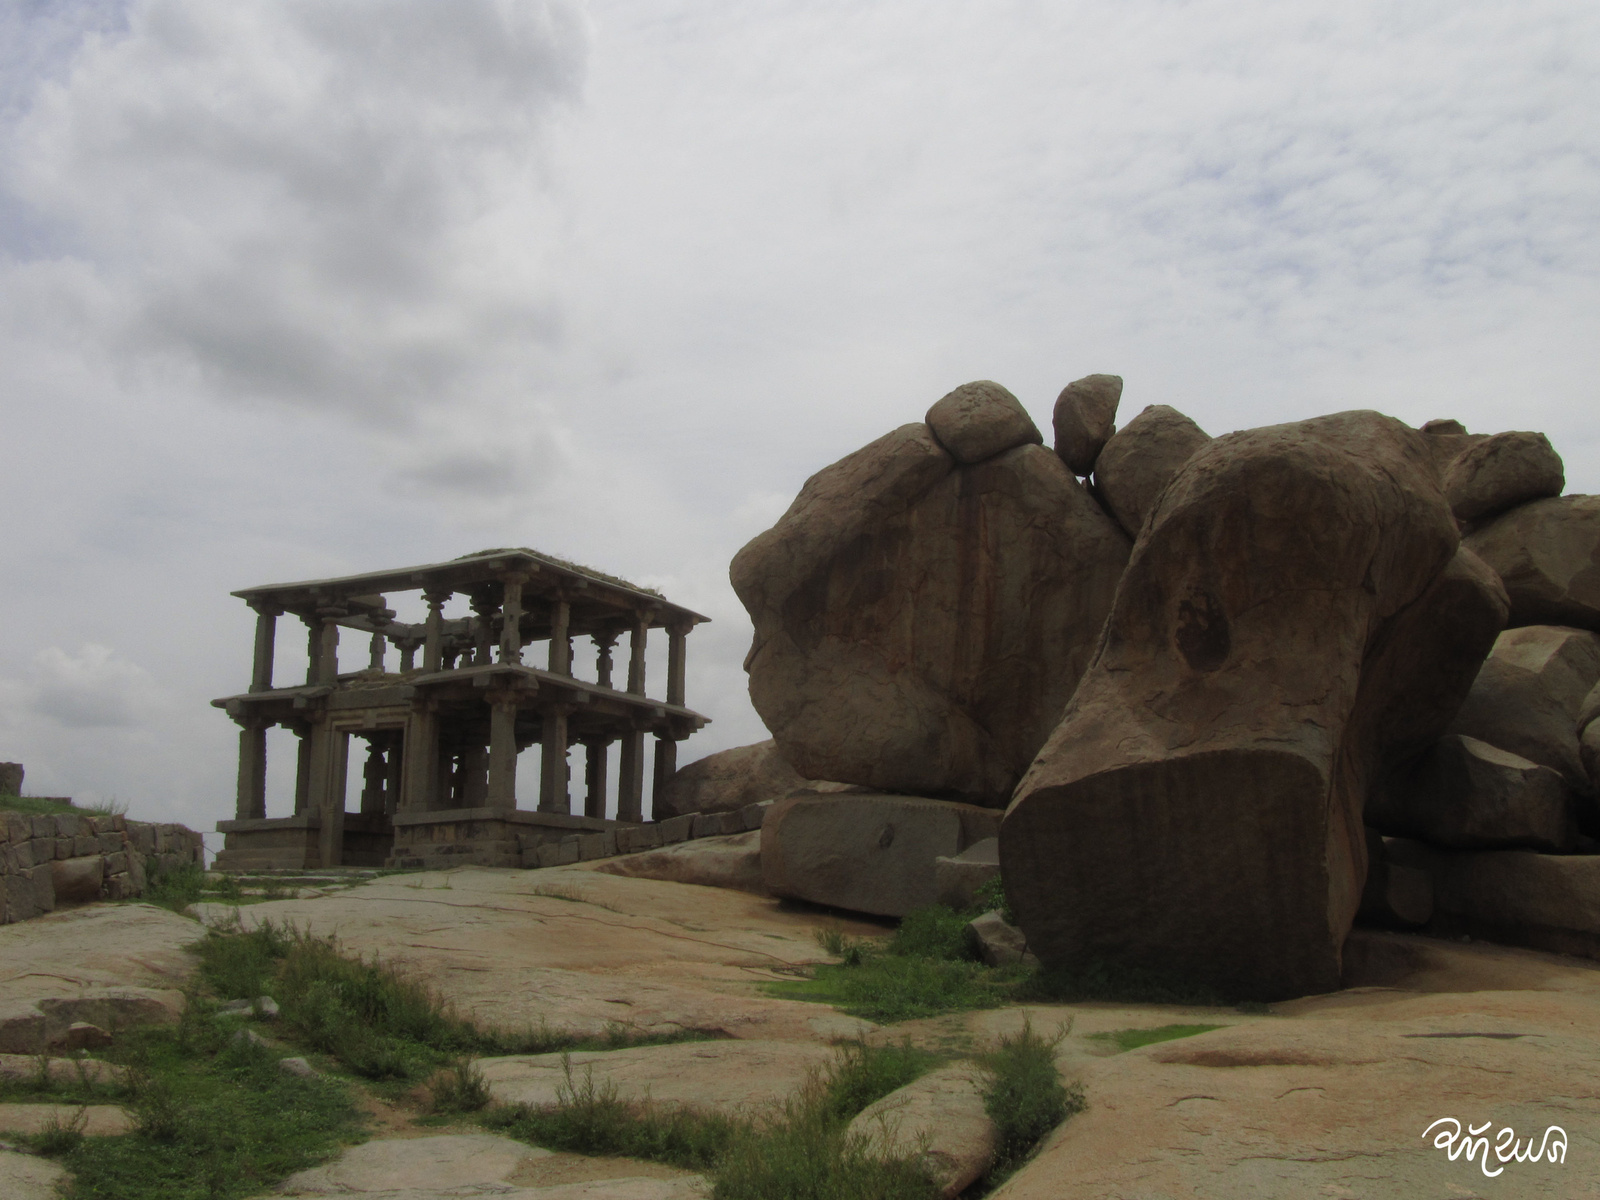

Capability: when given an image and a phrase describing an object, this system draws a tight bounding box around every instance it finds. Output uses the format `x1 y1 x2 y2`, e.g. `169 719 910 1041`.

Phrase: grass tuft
1090 1023 1225 1054
428 1058 493 1113
25 1105 88 1156
979 1019 1082 1186
887 905 978 962
143 863 208 912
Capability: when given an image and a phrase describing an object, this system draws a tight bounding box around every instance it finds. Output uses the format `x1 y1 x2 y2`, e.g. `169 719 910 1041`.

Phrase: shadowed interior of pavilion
212 549 710 870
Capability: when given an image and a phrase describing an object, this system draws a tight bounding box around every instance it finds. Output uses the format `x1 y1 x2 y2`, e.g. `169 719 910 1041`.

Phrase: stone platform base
214 812 391 871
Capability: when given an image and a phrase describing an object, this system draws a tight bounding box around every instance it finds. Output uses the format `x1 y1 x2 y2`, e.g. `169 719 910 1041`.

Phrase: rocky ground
3 859 1599 1198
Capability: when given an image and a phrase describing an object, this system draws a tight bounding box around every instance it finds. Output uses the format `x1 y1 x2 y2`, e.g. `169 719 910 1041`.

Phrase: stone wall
0 808 205 923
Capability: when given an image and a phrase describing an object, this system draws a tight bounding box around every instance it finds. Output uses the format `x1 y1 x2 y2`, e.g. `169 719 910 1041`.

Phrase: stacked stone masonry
0 808 204 924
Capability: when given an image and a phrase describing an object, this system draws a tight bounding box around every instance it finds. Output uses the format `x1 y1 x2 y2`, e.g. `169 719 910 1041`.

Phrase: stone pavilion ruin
212 549 709 870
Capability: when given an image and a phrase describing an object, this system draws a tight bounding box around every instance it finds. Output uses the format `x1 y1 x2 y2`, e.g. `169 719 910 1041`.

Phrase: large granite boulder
1091 404 1210 537
760 793 1001 917
652 740 854 821
1445 624 1600 797
732 415 1131 807
1466 494 1600 630
1052 374 1121 475
924 380 1042 464
1418 418 1485 480
1002 411 1470 1000
1368 734 1576 852
1443 430 1564 524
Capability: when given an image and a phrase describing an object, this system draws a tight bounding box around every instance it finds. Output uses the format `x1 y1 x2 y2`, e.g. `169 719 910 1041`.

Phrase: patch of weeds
37 1022 362 1200
978 1019 1082 1189
1089 1023 1225 1054
143 862 207 912
972 873 1014 924
815 1039 940 1125
771 955 1027 1025
428 1058 492 1114
1020 957 1228 1007
0 794 126 818
485 1056 741 1170
24 1104 88 1156
887 905 978 962
814 927 873 966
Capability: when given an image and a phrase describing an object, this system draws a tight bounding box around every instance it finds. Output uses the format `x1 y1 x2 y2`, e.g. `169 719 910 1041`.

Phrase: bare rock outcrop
760 793 1000 917
1445 624 1600 799
1466 494 1600 630
1369 734 1576 852
732 409 1130 806
652 740 854 821
1052 373 1121 475
1443 430 1565 524
1001 411 1470 999
924 380 1042 464
1418 418 1486 481
1091 404 1210 537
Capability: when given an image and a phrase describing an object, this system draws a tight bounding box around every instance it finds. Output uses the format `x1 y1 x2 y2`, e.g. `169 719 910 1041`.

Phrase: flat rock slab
278 1134 547 1194
195 867 882 1042
0 1054 126 1085
0 1147 69 1200
0 1103 133 1136
0 903 197 1052
847 1063 995 1198
479 1039 836 1116
973 933 1600 1199
591 832 766 894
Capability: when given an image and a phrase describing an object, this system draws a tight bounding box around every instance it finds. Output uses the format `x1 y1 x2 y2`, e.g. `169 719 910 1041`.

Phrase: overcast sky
2 0 1597 839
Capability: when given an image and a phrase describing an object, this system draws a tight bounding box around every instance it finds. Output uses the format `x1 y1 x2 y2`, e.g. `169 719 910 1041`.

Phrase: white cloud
25 643 167 729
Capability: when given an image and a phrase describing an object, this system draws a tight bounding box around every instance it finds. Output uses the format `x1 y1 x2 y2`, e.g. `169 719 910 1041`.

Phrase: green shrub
971 873 1014 924
428 1058 492 1114
815 1040 938 1126
711 1100 938 1200
887 905 976 962
980 1019 1082 1183
143 863 206 912
771 954 1025 1024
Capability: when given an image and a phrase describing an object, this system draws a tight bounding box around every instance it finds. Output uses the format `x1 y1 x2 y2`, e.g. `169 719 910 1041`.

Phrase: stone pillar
249 604 280 693
487 692 520 808
653 734 678 802
549 598 572 675
499 576 526 665
460 743 489 807
539 705 572 814
383 731 404 816
368 633 386 672
666 624 689 707
303 616 321 686
398 638 420 673
471 594 497 666
317 610 343 685
293 725 313 815
359 738 388 815
583 739 610 819
594 632 617 689
423 590 451 673
617 724 645 823
401 707 438 813
627 615 649 696
235 718 268 820
309 724 345 867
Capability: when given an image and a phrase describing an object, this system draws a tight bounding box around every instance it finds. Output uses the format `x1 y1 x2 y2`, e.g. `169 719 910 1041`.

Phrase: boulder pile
665 374 1599 999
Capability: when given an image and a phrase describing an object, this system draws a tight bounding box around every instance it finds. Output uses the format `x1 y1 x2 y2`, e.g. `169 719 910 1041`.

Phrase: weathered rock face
924 380 1042 464
732 420 1131 806
934 837 999 911
760 793 1001 917
846 1064 996 1199
1355 831 1433 929
1051 374 1122 475
1443 430 1565 524
1091 404 1211 537
1466 494 1600 630
1002 411 1463 1000
652 740 854 821
1445 624 1600 796
1368 735 1576 852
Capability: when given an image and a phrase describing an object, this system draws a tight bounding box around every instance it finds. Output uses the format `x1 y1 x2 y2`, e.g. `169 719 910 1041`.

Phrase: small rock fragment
48 1022 113 1052
278 1056 317 1079
967 909 1032 967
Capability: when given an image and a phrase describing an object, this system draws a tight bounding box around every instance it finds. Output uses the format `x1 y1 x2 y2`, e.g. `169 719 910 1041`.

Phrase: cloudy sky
2 0 1597 838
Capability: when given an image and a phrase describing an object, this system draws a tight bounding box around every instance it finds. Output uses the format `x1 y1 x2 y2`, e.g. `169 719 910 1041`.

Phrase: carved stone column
627 614 649 696
471 593 498 666
593 632 617 689
423 589 451 673
303 616 321 686
359 737 388 816
235 717 269 820
401 705 439 813
293 724 313 815
583 739 610 819
249 603 281 693
539 705 573 814
317 608 344 686
397 638 420 673
460 743 489 807
653 734 679 802
383 730 403 816
666 623 690 707
617 721 645 823
548 597 572 675
499 575 527 665
486 691 520 808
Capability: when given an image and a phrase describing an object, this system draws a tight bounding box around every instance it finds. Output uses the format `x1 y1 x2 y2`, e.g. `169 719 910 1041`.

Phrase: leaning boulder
761 794 1000 917
1052 374 1122 475
1091 404 1210 537
652 740 854 821
733 417 1130 806
1002 411 1463 999
924 380 1042 465
1368 735 1576 852
1466 494 1600 630
1445 624 1600 795
1443 430 1564 524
